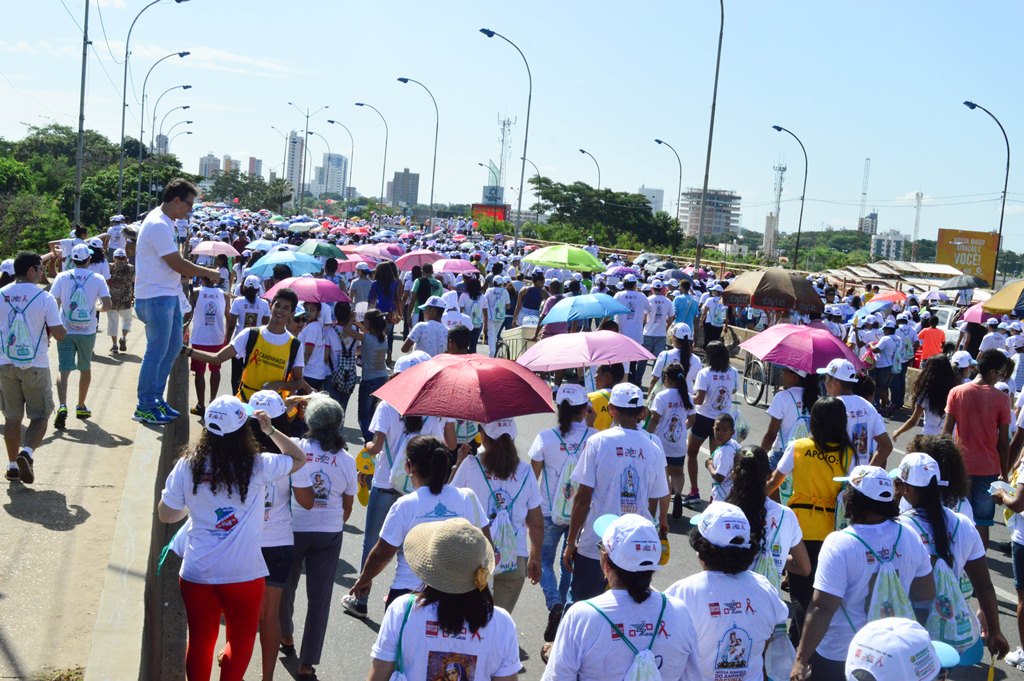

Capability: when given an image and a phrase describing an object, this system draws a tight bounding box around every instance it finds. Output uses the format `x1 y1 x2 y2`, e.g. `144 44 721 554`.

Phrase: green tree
0 193 70 257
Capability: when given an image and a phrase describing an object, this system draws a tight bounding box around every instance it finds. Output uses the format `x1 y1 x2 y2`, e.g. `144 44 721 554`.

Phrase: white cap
109 214 125 223
950 350 973 369
555 383 590 407
920 311 932 320
846 617 959 681
418 295 447 311
0 259 14 275
481 418 517 440
834 465 895 502
896 312 909 321
87 237 103 248
817 358 858 383
689 501 751 548
441 290 459 310
356 262 371 271
113 248 127 258
204 395 254 436
891 452 948 488
622 273 638 284
672 323 693 341
651 279 664 289
609 383 644 408
667 278 679 287
640 283 652 293
242 249 252 257
248 390 287 419
593 514 663 572
243 275 262 289
1012 321 1023 332
999 322 1011 331
996 381 1012 395
711 284 724 293
71 243 92 262
1010 335 1024 350
986 317 999 326
883 319 896 329
393 351 431 373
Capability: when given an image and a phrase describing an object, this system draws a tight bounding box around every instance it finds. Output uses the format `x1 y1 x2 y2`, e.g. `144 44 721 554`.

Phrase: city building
716 241 749 258
269 171 277 183
858 211 879 235
154 134 168 156
198 153 220 179
285 131 304 198
871 229 909 260
222 155 235 174
385 181 393 203
248 156 263 178
763 212 778 258
312 153 348 197
390 168 419 207
637 186 664 214
680 188 741 237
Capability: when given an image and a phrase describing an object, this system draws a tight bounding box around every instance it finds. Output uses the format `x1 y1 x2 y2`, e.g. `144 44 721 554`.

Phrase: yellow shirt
237 328 297 402
786 438 852 542
588 389 612 431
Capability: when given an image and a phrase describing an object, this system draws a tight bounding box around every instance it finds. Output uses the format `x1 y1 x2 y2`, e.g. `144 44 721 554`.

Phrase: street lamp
326 120 355 201
166 120 192 138
355 102 389 206
287 102 329 211
654 139 684 252
480 28 532 246
771 124 808 270
521 156 541 223
150 84 191 150
169 130 192 146
694 0 725 268
964 100 1011 287
397 77 439 219
579 148 601 190
137 51 190 217
307 131 332 200
159 104 190 141
117 0 190 211
478 162 499 186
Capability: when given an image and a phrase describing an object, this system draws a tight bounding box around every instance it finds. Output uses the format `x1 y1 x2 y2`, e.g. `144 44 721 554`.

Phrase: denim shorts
1013 542 1024 591
262 545 294 588
968 474 999 527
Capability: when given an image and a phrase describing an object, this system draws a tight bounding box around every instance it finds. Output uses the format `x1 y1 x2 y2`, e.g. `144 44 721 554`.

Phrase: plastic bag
765 625 796 681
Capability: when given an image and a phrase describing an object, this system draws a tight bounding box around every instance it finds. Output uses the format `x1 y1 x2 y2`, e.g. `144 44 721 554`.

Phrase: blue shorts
1012 542 1024 591
968 475 999 527
261 545 294 588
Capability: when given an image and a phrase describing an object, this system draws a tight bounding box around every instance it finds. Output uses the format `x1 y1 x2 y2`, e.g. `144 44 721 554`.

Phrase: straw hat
403 518 495 594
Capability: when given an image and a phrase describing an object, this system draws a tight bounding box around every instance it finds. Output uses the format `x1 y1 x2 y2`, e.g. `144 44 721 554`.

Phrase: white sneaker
1005 646 1024 669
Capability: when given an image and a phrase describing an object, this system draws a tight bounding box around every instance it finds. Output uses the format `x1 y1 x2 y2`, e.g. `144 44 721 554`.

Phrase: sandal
279 642 296 657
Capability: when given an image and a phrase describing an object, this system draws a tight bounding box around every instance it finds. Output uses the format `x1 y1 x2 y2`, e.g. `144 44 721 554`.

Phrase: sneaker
16 451 34 484
1006 646 1024 669
76 405 92 419
157 401 181 419
341 594 368 618
683 491 701 506
671 493 683 520
543 603 564 642
119 337 127 352
189 405 205 417
133 407 174 425
110 344 119 355
54 406 68 430
5 466 19 482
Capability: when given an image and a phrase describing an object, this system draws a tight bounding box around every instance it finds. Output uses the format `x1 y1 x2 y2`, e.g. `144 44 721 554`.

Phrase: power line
95 0 124 65
55 0 82 32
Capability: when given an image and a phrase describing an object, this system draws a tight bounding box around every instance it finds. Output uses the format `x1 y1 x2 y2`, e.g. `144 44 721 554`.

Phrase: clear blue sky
3 1 1023 249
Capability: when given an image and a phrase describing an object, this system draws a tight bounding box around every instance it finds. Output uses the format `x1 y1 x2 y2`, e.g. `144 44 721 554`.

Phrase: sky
3 1 1024 249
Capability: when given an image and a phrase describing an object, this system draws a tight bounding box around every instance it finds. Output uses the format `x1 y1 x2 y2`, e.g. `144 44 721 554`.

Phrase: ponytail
915 480 953 568
725 446 770 551
663 362 693 410
405 435 450 495
557 401 588 436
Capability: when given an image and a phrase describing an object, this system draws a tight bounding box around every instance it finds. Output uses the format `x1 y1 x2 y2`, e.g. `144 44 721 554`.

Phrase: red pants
180 577 265 681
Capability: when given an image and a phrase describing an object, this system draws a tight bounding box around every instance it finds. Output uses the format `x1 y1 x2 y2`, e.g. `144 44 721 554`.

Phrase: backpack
751 515 786 591
544 426 592 526
2 287 46 365
839 524 915 628
779 392 810 506
585 593 667 681
63 273 95 329
386 424 424 494
330 332 358 394
388 595 416 681
475 456 531 573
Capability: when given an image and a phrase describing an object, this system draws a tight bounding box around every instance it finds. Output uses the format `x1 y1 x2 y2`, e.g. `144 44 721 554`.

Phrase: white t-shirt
89 260 111 281
642 295 673 336
160 452 294 584
837 394 886 467
571 426 669 561
190 286 227 346
763 498 803 577
369 404 448 490
650 388 694 460
0 282 62 369
917 396 946 436
873 334 898 368
541 589 701 681
483 287 510 323
290 438 358 533
409 319 448 356
528 422 594 517
107 224 127 249
897 507 984 577
263 466 311 548
378 485 487 590
451 458 542 558
50 268 109 336
229 297 271 331
709 438 741 502
664 571 788 681
765 386 808 452
614 290 650 341
229 327 305 369
703 296 727 327
813 520 932 661
135 209 181 300
651 349 702 390
441 309 473 331
298 320 338 380
458 292 485 328
694 367 739 419
371 596 520 680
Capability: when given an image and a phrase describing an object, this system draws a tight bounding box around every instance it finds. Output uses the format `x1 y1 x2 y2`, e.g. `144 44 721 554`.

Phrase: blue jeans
569 554 606 603
469 326 482 354
642 335 666 376
359 486 400 600
358 377 387 443
135 295 183 409
540 516 571 609
890 366 907 407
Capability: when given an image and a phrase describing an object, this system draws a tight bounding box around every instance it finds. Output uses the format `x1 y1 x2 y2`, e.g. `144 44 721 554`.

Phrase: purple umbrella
739 323 863 374
604 266 639 277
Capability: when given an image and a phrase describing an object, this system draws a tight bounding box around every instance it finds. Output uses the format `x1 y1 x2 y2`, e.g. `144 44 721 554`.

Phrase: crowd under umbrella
297 240 346 259
263 276 351 304
853 298 896 320
961 302 999 324
539 293 630 325
245 250 323 277
244 239 278 252
433 258 480 275
395 249 444 271
938 273 990 290
739 323 863 375
722 268 824 316
516 330 654 373
190 241 240 258
522 244 604 272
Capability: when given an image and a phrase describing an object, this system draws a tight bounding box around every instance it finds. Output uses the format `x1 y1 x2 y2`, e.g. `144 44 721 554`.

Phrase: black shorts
691 413 715 440
262 545 294 588
666 456 685 467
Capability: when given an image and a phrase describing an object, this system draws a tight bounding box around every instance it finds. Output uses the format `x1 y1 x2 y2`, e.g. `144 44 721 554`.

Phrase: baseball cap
204 395 254 436
817 358 858 383
834 465 894 502
1012 321 1024 332
896 313 909 321
87 237 103 248
418 295 447 311
920 311 932 320
672 323 693 340
609 383 644 409
531 271 545 281
109 214 125 223
882 319 896 329
623 273 638 284
393 351 431 374
243 275 262 289
986 317 999 326
640 283 652 293
555 383 590 407
781 365 809 378
593 514 662 572
845 617 959 681
651 279 664 289
356 262 371 271
441 290 459 310
890 452 948 488
689 501 751 548
248 390 287 419
481 418 517 440
711 284 724 293
950 350 973 369
71 243 92 262
113 248 127 258
667 278 679 287
999 322 1011 331
1 259 14 275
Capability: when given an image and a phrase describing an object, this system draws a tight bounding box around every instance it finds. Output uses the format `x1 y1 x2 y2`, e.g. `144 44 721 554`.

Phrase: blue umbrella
245 239 279 251
853 298 894 320
247 250 323 277
540 293 631 325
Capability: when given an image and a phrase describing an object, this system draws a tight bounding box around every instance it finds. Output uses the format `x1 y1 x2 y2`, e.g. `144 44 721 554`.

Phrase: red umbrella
263 277 351 303
395 249 443 271
373 353 554 422
870 290 907 305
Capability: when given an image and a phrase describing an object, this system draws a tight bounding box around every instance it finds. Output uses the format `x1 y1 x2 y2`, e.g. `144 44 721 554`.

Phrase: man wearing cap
106 214 128 260
402 296 448 357
699 284 728 348
613 275 651 385
818 359 893 468
563 383 669 601
868 320 901 415
980 317 1006 353
349 262 374 306
50 243 111 429
641 280 673 371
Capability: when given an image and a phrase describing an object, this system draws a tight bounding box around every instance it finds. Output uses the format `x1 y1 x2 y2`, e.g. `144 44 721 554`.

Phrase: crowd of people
4 177 1024 681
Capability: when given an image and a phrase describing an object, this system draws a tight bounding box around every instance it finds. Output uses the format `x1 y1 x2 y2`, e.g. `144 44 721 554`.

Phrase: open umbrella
190 241 240 258
540 293 630 325
722 268 824 315
739 323 863 374
604 266 639 278
263 277 350 304
395 249 443 271
297 240 346 259
922 290 950 303
287 221 315 233
853 299 896 320
245 239 278 252
983 280 1024 315
373 353 553 422
245 250 323 277
434 258 479 275
939 274 989 290
516 330 654 372
962 302 999 324
869 290 907 305
523 244 603 272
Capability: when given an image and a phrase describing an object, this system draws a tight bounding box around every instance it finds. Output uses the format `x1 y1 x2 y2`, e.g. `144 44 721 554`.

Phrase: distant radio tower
498 115 516 187
912 191 923 261
764 162 786 258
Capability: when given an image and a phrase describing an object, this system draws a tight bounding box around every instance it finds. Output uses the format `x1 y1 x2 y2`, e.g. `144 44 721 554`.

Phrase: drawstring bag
330 333 358 395
477 457 530 573
387 424 424 495
388 595 416 681
765 624 796 681
546 427 592 526
2 287 45 365
840 525 914 628
586 593 667 681
752 518 786 591
64 274 95 329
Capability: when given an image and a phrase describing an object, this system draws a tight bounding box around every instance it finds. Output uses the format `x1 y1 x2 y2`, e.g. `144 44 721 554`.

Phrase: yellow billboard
935 229 1000 283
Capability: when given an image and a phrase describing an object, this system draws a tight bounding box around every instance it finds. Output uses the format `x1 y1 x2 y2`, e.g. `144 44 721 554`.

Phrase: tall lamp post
117 0 190 212
137 51 190 217
326 119 355 203
964 100 1011 287
287 102 329 211
654 138 683 252
694 0 725 268
397 78 439 219
480 28 532 247
355 102 389 206
169 130 192 146
771 125 808 271
165 119 192 138
579 148 601 190
150 84 191 150
158 105 190 143
306 131 332 200
521 156 541 223
271 126 289 186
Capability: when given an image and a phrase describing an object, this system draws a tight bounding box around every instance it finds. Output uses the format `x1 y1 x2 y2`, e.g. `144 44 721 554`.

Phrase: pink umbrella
433 258 479 275
263 277 351 304
191 241 240 257
335 259 375 274
396 249 443 271
870 290 907 305
399 232 417 239
962 302 998 324
453 234 467 242
356 244 395 260
383 243 404 256
516 330 654 372
739 323 863 374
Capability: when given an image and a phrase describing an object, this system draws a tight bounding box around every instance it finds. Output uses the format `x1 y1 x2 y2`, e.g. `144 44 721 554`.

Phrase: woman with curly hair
906 434 973 518
893 354 958 443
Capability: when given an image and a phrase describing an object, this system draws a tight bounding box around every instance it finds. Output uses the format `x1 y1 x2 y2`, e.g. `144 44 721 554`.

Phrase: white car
929 304 964 346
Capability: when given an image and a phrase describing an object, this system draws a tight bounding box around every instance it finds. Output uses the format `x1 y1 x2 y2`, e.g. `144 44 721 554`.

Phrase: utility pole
73 0 90 227
911 191 923 262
